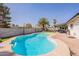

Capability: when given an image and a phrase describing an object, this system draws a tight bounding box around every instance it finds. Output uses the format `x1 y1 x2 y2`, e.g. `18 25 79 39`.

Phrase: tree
60 24 68 30
2 21 10 28
38 17 49 30
0 3 11 28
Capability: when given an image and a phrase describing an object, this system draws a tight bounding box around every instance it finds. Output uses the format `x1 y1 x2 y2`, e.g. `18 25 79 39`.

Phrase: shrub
0 39 2 43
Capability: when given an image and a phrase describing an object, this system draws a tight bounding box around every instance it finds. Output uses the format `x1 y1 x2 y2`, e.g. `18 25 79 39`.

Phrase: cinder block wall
0 28 42 38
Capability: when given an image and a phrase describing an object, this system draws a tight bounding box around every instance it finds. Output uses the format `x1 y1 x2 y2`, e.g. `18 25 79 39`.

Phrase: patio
52 32 79 56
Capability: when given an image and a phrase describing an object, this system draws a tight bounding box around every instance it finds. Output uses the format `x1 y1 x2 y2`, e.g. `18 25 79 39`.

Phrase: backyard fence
0 28 42 38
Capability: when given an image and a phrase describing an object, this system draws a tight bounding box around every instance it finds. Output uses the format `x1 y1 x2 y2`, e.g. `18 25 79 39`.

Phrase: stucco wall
68 21 79 39
0 28 42 38
67 15 79 39
73 25 79 38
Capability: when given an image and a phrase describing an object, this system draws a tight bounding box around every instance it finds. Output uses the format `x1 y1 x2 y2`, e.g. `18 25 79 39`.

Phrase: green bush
0 39 3 43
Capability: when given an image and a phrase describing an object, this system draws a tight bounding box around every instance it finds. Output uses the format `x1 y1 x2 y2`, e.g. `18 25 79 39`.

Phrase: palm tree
38 17 49 31
53 19 57 27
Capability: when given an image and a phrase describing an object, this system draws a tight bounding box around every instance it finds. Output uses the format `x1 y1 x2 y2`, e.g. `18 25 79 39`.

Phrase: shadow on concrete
0 51 14 56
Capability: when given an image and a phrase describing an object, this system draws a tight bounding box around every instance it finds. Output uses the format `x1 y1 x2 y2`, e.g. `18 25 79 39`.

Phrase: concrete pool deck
42 37 70 56
0 37 16 56
52 33 79 56
0 32 70 56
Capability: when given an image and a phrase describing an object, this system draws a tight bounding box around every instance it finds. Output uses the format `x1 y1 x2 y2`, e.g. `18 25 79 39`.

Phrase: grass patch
0 37 10 43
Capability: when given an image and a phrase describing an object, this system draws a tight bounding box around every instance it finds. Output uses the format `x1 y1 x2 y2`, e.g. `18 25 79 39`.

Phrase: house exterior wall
67 15 79 39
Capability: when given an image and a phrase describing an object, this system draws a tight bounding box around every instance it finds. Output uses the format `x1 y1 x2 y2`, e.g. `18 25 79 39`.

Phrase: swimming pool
11 32 56 56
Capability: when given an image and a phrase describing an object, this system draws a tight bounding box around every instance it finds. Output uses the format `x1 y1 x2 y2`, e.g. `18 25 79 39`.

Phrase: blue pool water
11 33 56 56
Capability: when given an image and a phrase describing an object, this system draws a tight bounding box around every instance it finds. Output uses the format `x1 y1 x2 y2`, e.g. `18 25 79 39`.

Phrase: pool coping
41 35 70 56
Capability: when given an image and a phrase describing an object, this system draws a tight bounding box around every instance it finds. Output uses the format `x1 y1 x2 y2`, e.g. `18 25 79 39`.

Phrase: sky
6 3 79 26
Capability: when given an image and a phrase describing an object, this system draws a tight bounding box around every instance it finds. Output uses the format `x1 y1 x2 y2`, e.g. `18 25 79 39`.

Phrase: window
70 24 73 29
